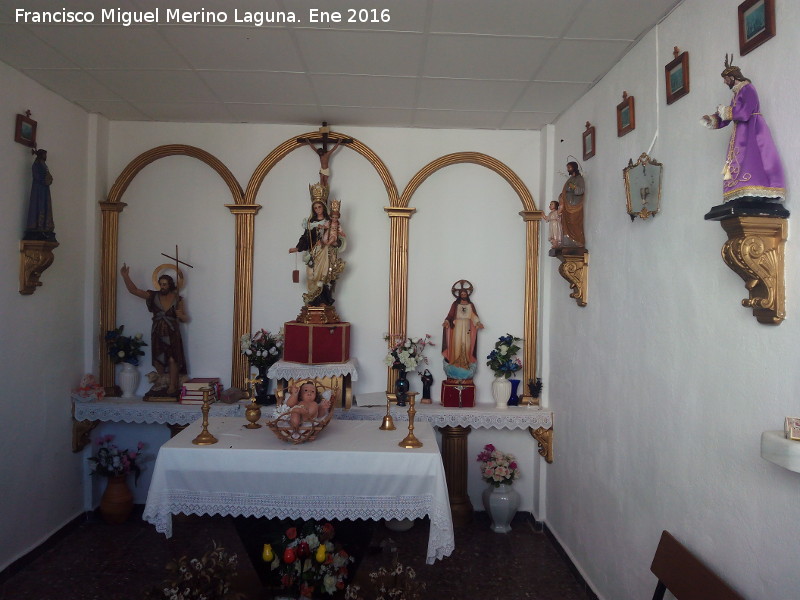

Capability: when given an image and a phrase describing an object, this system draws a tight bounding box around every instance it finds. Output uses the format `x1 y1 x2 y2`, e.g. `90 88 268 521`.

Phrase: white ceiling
0 0 682 130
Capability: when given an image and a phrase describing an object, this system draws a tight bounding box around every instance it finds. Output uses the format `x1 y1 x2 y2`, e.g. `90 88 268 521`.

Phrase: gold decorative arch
99 144 245 392
388 152 544 403
239 132 399 389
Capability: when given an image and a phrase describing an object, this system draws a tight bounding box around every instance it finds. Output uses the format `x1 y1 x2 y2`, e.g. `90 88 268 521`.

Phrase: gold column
99 201 127 394
520 210 543 405
226 204 262 389
384 207 416 393
439 425 473 526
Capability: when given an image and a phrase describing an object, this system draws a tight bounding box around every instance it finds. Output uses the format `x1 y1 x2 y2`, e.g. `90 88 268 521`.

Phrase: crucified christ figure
303 138 342 186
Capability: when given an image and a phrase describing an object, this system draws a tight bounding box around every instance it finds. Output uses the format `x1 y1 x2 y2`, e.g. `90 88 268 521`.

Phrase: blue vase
507 379 520 406
394 367 409 407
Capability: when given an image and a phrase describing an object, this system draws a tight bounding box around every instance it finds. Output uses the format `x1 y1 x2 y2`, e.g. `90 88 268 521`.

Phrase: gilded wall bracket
552 247 589 307
529 426 553 463
19 240 58 294
718 216 787 325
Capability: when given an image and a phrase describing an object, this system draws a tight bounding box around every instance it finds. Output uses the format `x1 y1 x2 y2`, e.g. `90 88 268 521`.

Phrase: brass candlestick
192 388 218 445
380 391 396 430
243 375 262 429
399 392 422 448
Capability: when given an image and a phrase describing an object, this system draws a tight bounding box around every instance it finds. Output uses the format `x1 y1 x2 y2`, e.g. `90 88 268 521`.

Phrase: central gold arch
388 152 543 403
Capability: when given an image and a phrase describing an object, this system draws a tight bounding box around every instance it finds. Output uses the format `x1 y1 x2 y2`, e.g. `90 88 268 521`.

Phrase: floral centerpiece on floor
486 334 522 379
147 541 246 600
383 334 434 372
264 521 354 597
344 553 426 600
240 328 284 371
87 434 145 483
476 443 520 487
105 325 147 365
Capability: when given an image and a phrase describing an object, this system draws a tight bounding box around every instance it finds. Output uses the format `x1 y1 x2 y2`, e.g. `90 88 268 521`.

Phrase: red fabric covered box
283 321 351 364
440 380 475 408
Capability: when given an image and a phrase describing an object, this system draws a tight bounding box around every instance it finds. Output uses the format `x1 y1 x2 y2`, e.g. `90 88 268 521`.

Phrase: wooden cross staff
161 245 194 283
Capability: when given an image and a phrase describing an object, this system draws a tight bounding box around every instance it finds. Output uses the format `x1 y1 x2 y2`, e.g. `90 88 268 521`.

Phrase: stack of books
180 377 223 405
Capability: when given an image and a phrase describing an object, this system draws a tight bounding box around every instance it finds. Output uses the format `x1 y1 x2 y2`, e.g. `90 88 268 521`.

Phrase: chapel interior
2 1 799 599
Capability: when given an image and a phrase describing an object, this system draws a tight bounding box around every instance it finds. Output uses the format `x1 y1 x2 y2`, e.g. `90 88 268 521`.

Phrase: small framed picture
582 122 595 161
616 92 635 137
739 0 775 56
15 112 37 147
785 417 800 441
665 48 690 105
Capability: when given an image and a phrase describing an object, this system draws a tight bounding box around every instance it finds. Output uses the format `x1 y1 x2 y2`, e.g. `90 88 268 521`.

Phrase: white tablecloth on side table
143 417 453 564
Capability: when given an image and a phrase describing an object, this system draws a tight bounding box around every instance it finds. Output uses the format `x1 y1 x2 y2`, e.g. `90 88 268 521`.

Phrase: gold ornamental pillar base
439 425 473 526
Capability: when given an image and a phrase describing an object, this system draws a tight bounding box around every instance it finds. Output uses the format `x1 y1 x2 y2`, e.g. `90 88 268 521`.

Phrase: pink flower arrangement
87 435 145 483
476 443 520 487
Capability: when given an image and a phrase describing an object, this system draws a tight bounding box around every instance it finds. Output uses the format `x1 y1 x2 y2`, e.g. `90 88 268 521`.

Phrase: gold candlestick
243 375 262 429
380 391 396 430
192 388 218 445
399 392 422 448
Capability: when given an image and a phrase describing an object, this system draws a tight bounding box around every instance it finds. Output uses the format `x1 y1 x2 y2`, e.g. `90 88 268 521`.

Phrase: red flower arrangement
263 521 353 597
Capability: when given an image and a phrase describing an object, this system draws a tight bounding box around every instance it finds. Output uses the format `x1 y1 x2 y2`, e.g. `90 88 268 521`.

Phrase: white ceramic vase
118 362 140 398
482 483 520 533
491 376 511 409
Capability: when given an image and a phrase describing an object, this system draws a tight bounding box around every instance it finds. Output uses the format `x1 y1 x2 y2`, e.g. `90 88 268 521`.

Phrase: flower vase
507 378 520 406
394 367 409 407
99 475 134 524
118 362 139 398
255 365 275 405
491 376 511 409
482 483 520 533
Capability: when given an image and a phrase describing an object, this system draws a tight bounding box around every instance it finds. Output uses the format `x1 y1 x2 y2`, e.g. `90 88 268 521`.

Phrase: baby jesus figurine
286 381 332 432
323 209 344 246
545 200 562 248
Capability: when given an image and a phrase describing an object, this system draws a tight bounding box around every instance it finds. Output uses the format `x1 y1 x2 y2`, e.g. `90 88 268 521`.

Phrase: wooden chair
651 530 745 600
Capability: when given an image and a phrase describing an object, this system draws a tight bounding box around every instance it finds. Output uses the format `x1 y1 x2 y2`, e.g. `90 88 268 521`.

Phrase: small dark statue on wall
24 149 56 241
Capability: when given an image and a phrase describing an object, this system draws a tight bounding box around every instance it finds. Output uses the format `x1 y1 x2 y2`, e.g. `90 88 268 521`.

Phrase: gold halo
152 263 185 291
451 279 474 298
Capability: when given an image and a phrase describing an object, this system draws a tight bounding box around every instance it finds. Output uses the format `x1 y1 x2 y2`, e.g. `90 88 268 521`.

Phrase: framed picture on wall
616 92 635 137
15 112 37 147
582 122 595 161
665 47 690 105
738 0 775 55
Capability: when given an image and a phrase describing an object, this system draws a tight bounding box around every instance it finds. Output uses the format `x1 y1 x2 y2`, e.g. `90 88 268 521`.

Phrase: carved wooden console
553 247 589 307
19 239 58 295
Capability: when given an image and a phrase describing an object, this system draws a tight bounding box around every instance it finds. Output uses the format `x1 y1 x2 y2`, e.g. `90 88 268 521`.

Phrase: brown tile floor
0 509 595 600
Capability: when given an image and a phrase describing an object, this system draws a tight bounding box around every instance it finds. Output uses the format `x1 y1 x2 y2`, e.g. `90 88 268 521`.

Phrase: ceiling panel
423 34 558 80
0 0 682 130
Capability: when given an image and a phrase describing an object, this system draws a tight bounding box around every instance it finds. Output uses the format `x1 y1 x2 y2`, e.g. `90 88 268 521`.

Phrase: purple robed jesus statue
702 56 786 214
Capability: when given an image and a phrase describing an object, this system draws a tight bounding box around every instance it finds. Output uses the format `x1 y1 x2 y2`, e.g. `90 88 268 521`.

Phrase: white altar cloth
143 417 453 564
72 395 245 425
267 358 359 381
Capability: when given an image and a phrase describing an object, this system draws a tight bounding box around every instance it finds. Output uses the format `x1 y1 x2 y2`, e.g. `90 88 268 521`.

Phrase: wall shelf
761 431 800 473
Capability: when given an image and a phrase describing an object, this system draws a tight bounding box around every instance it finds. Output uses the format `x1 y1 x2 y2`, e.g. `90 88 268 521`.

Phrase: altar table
143 417 454 564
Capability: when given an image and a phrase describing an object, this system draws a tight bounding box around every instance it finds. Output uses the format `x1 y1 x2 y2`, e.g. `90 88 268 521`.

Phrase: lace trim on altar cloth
143 492 453 564
72 395 245 425
267 359 359 381
337 407 553 430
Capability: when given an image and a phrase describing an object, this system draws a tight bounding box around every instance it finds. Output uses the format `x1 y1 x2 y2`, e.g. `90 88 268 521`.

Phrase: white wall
105 122 543 511
545 0 800 598
0 61 92 569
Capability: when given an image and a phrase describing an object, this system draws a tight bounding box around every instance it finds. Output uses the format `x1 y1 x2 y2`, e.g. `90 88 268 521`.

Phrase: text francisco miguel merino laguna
14 7 341 26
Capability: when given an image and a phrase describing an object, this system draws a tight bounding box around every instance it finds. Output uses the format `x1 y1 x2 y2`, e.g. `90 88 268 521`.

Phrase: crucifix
160 245 194 287
297 122 353 186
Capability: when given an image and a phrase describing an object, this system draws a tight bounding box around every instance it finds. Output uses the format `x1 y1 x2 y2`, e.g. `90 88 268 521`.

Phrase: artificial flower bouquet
383 333 434 372
105 325 147 365
476 443 520 487
486 333 522 378
344 554 426 600
263 521 353 597
87 434 145 484
240 328 284 370
147 541 246 600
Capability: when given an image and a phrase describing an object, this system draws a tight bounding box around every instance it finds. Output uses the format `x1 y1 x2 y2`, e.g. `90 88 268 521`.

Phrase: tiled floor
0 509 594 600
